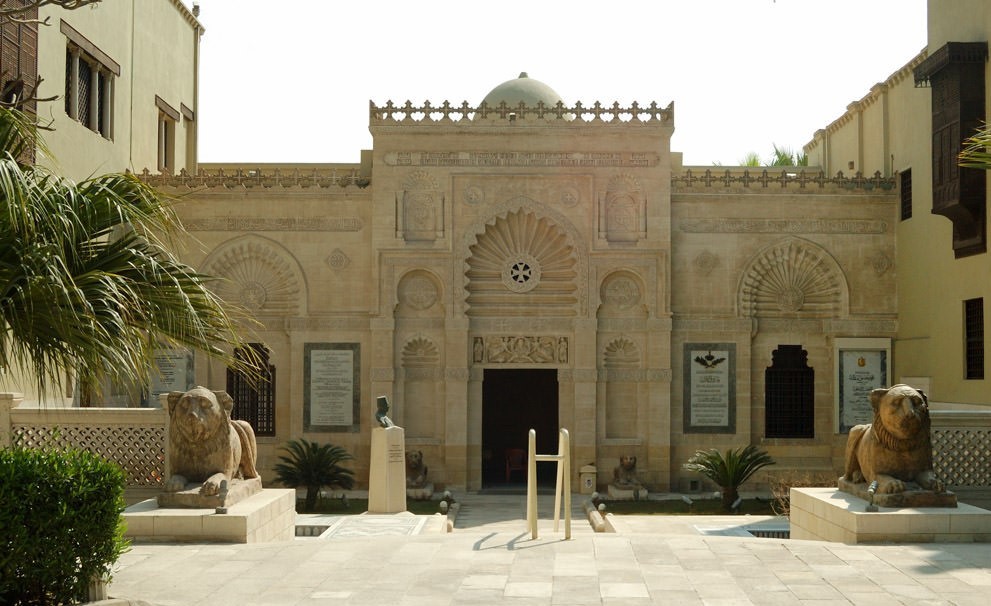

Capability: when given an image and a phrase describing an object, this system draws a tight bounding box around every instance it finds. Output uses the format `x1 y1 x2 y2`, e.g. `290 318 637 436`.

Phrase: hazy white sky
192 0 927 166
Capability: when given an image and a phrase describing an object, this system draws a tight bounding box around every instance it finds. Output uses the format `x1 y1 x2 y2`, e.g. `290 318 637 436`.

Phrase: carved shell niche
402 336 440 368
202 237 305 315
465 209 578 316
603 337 640 368
739 238 846 318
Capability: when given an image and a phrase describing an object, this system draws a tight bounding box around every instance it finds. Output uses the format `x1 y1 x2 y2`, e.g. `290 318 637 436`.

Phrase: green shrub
273 439 355 512
683 445 775 512
0 446 129 605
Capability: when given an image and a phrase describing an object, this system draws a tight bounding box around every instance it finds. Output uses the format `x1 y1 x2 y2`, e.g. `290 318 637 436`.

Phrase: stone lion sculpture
841 384 943 494
165 386 259 496
405 450 428 488
612 455 642 488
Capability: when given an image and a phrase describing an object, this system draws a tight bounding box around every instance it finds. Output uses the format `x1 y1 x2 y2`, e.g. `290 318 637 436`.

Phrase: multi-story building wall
34 0 201 180
806 0 989 411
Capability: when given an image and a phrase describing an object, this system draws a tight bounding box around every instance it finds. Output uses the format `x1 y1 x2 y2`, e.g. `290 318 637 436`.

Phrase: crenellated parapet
673 168 896 192
369 100 673 126
138 167 371 190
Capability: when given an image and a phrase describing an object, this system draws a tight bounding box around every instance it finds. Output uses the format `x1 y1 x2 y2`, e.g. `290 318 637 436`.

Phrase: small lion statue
841 384 943 494
612 455 642 489
165 386 259 496
406 450 428 488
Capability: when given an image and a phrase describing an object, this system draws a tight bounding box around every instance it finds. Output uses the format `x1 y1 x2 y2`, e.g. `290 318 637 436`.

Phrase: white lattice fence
931 411 991 488
5 403 168 490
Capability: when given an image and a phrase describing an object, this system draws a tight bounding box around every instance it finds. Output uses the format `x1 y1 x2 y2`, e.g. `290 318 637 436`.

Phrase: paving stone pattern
105 494 991 606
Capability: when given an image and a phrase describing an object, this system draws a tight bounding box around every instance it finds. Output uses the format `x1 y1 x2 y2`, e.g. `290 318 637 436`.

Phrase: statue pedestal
156 477 262 509
790 487 991 544
608 484 648 500
368 426 407 513
407 483 434 501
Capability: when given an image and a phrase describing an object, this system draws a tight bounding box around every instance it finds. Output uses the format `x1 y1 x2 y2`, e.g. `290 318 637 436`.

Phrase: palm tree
273 439 355 512
959 124 991 169
683 445 775 512
0 107 257 400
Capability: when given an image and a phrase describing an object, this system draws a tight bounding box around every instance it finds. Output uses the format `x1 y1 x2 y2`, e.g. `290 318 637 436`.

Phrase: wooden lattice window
226 344 276 436
900 169 912 221
764 345 814 439
965 298 985 380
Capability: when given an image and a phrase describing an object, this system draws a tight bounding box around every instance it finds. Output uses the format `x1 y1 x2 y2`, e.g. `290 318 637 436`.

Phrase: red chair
505 448 527 482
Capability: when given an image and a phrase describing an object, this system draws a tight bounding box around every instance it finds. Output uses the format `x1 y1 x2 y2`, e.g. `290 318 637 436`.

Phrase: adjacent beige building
805 0 989 413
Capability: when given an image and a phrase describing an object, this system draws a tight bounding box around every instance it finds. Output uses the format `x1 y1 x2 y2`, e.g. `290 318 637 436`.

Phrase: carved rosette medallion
464 185 484 205
560 185 580 207
502 253 542 293
870 251 893 275
325 248 351 270
693 251 719 276
401 275 438 310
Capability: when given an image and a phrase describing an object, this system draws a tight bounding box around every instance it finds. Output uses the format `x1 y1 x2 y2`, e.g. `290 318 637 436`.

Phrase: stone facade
148 81 897 492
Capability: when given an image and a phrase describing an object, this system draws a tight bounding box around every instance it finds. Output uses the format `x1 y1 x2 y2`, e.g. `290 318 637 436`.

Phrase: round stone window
502 253 541 293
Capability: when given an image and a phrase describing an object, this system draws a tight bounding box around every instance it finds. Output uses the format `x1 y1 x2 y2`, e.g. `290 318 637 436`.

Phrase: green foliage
683 445 775 512
736 145 809 168
273 439 355 512
739 151 762 167
959 123 991 170
0 106 260 400
0 446 128 605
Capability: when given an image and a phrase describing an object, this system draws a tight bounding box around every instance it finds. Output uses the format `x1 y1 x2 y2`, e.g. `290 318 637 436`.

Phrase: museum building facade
148 74 898 492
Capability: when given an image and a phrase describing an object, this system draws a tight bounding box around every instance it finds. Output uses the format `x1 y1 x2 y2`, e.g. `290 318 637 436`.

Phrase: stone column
0 393 24 448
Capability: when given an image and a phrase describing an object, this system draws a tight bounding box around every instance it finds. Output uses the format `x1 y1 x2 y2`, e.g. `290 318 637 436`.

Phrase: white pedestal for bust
368 426 407 513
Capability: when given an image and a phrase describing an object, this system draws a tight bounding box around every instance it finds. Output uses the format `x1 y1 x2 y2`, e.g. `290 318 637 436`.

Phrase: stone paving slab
103 494 991 605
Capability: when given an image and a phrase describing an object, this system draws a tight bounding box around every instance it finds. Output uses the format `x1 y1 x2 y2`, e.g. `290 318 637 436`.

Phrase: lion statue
841 384 943 494
406 450 428 488
612 455 642 489
165 386 259 496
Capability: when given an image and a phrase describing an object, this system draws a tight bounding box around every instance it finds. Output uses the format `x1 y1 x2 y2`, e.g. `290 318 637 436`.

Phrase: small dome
481 72 565 108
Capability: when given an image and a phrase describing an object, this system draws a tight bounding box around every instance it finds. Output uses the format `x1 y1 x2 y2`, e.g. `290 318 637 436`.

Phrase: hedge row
0 446 128 605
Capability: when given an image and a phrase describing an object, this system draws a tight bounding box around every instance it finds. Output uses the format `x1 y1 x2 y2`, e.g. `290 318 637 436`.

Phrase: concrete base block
790 487 991 544
607 485 648 500
124 488 295 543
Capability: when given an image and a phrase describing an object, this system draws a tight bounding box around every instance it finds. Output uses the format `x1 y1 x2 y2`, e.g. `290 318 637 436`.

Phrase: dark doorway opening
482 368 559 489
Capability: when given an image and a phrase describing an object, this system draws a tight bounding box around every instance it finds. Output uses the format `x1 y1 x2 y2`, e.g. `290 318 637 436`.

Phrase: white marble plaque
839 350 887 432
305 343 360 431
147 348 193 407
684 343 736 433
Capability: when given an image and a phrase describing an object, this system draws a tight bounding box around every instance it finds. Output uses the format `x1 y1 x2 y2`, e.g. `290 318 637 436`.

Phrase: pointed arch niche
737 237 848 319
201 234 307 316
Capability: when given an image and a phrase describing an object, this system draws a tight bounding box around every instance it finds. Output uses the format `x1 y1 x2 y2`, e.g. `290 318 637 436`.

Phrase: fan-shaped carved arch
603 338 641 367
201 235 307 315
737 238 848 318
402 336 440 367
464 204 580 317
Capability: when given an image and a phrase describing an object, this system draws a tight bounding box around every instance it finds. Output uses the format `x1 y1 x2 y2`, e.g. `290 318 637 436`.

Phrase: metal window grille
764 345 814 438
900 169 912 221
76 58 90 126
226 344 276 436
965 298 985 380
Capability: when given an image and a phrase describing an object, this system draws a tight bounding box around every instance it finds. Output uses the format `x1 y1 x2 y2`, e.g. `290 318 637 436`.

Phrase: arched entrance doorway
481 368 558 488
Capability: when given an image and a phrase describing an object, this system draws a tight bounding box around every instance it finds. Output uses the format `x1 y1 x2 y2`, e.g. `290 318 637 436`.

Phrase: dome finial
519 72 529 78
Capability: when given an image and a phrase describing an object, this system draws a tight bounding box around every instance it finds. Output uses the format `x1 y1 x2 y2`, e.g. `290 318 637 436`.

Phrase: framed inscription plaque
683 343 736 433
304 343 360 432
835 338 890 433
146 348 194 407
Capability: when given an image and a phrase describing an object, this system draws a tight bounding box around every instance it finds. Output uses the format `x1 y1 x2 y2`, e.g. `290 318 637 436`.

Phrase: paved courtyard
103 494 991 606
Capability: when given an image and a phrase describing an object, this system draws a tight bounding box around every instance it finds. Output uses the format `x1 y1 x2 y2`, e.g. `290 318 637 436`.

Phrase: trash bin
579 464 597 494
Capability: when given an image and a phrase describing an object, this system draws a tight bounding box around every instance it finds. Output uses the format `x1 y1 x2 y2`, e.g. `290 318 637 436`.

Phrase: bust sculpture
375 396 395 428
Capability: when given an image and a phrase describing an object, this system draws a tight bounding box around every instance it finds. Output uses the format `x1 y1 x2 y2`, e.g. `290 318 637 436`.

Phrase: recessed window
226 344 276 437
156 96 179 173
900 169 912 221
764 345 814 438
61 20 118 139
965 298 985 380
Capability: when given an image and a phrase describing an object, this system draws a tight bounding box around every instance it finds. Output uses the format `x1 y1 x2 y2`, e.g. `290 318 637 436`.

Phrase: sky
191 0 928 166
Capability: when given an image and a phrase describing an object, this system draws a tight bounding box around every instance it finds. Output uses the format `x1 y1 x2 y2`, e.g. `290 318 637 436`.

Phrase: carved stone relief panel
599 174 646 243
201 235 305 316
476 335 567 364
597 270 647 319
397 170 443 242
396 270 443 316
